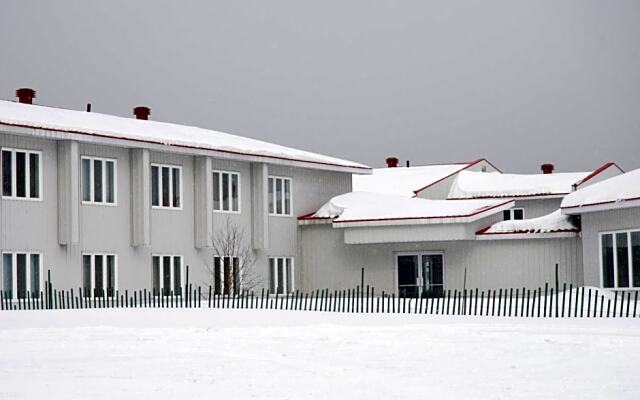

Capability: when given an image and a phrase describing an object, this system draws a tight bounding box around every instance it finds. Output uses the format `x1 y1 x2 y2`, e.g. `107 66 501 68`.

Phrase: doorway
396 252 444 298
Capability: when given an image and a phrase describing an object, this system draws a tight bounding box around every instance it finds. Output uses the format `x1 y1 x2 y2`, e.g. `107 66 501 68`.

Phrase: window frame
599 229 640 290
151 254 184 296
213 255 241 295
81 156 118 206
212 170 241 214
268 256 295 294
82 253 118 298
503 208 525 221
151 163 183 210
1 251 43 300
268 176 293 217
1 147 43 201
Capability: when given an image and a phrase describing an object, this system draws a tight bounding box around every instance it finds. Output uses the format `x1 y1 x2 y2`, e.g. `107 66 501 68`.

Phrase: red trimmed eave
448 192 570 200
573 162 625 188
297 212 334 221
412 158 502 197
0 120 371 172
560 195 640 211
475 226 580 235
332 199 513 225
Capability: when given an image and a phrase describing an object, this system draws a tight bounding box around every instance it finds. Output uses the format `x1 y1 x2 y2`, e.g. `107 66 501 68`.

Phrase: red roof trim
476 226 580 235
0 120 370 171
332 199 513 225
561 195 640 210
573 162 624 187
297 212 334 221
448 192 569 200
412 158 501 196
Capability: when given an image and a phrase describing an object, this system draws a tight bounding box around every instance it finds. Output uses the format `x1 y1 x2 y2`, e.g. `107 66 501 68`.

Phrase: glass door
397 255 420 298
397 252 444 298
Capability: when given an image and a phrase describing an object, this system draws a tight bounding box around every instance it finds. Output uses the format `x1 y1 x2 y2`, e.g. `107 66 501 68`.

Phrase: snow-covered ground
1 309 639 399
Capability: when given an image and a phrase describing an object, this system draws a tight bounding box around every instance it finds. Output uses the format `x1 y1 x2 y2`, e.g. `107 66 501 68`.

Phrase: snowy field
1 309 639 399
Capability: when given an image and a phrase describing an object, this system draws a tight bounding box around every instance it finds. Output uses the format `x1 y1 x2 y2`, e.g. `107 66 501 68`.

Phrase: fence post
561 283 566 318
555 264 559 318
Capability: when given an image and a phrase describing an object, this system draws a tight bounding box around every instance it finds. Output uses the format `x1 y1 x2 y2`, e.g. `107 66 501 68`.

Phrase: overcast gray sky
1 1 638 172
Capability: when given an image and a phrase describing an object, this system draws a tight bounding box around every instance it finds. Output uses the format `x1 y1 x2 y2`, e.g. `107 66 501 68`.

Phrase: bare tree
206 217 261 294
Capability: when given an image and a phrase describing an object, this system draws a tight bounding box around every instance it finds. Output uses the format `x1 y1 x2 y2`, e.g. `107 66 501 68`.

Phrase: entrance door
396 253 444 298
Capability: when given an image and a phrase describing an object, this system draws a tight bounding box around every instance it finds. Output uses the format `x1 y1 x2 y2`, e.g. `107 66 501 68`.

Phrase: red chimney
133 106 150 120
386 157 399 168
16 88 36 104
541 163 554 174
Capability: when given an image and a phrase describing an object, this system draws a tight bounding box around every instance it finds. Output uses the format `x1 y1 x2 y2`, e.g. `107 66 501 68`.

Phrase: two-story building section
0 88 370 300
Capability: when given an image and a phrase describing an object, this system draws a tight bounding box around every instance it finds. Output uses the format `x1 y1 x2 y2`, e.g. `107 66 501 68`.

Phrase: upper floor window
82 157 116 205
503 208 524 221
152 255 183 296
82 253 117 298
1 148 41 200
268 176 292 216
269 257 294 294
151 164 181 209
213 171 240 213
601 230 640 289
2 251 42 300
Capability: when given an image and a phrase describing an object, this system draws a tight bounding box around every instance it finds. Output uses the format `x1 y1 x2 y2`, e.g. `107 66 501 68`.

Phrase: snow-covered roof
302 191 513 226
352 159 494 197
477 210 579 237
0 100 369 172
561 168 640 213
448 170 591 199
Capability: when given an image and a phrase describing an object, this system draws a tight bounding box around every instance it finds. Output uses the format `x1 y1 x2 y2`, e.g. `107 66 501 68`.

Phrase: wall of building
513 198 562 219
300 223 582 293
580 207 640 287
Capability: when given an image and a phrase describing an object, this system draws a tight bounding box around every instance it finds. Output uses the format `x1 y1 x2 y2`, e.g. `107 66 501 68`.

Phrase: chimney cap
133 106 151 120
16 88 36 104
386 156 399 168
541 163 554 174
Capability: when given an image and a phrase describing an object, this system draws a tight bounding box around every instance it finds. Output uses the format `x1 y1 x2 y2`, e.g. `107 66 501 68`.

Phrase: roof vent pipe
541 163 554 174
16 88 36 104
386 157 399 168
133 106 150 120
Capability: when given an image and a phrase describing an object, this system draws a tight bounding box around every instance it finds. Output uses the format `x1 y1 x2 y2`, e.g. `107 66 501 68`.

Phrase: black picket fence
1 269 639 318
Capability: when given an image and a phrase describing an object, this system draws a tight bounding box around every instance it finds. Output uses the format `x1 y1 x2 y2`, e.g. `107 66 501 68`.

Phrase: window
600 230 640 289
1 148 41 200
82 254 117 298
81 157 116 204
268 176 292 216
151 164 181 209
213 171 240 213
503 208 525 221
152 255 183 296
2 252 42 299
213 256 240 295
269 257 294 294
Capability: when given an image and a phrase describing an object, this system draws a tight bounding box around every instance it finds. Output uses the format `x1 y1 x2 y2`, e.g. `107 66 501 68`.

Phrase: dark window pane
106 161 115 203
173 257 182 295
93 160 103 203
152 256 160 296
233 257 239 294
397 255 418 286
222 173 229 211
285 258 293 293
2 150 12 196
3 254 13 298
213 172 220 210
161 167 170 207
16 151 26 197
214 257 222 295
151 166 159 206
231 173 239 212
276 178 283 214
616 233 630 288
633 232 640 288
513 209 524 220
82 158 91 201
268 178 274 214
601 234 614 288
172 168 180 208
269 258 276 293
30 254 40 297
29 153 39 199
284 179 291 215
83 255 92 297
163 256 171 296
223 257 232 295
94 255 104 297
431 255 444 285
106 255 115 297
503 210 511 221
277 258 284 294
16 253 27 299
